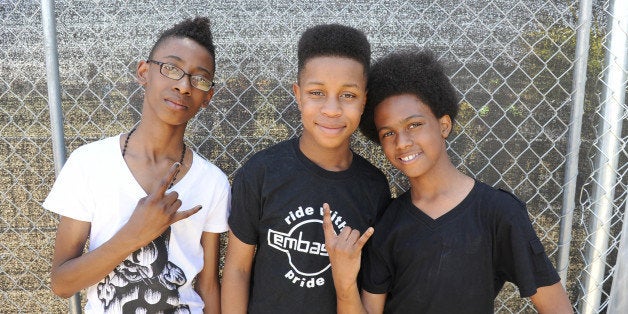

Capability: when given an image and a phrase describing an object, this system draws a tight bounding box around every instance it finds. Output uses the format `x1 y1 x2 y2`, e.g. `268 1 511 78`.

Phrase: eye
161 63 183 77
380 130 395 138
340 92 356 99
309 90 324 97
191 76 214 91
162 63 179 72
408 122 422 129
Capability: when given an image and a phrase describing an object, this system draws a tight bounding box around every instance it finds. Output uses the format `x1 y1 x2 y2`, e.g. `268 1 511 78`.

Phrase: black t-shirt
229 138 391 314
362 180 560 314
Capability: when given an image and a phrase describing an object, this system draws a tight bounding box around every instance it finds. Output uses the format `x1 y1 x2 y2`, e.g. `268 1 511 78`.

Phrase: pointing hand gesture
322 203 373 289
121 162 202 249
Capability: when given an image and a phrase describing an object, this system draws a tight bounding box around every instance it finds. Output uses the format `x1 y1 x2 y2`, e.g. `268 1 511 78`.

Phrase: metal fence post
608 200 628 313
41 0 82 313
41 0 65 173
557 0 593 286
580 0 628 312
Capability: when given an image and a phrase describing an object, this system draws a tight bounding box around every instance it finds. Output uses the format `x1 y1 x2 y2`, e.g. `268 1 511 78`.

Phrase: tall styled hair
149 17 216 68
297 24 370 82
360 50 460 143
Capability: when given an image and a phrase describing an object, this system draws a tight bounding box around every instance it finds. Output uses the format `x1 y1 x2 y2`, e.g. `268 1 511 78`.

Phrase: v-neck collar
116 133 194 197
402 180 479 230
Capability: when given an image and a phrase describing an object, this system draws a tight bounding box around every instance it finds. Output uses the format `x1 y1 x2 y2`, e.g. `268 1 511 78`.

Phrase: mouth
316 123 346 134
165 98 188 110
398 153 419 163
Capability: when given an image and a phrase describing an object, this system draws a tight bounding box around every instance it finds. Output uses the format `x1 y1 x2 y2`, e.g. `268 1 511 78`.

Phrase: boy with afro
221 24 391 314
323 50 573 313
44 17 229 313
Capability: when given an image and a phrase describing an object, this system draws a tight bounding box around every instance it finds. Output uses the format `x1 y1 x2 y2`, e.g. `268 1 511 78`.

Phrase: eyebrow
303 81 362 89
376 114 424 132
162 55 213 76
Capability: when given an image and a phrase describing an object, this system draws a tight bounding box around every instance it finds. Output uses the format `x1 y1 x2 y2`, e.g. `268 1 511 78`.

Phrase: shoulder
65 135 120 168
368 192 412 249
374 192 411 229
235 139 295 174
471 181 532 229
190 151 230 187
351 152 389 183
71 135 119 157
475 181 526 211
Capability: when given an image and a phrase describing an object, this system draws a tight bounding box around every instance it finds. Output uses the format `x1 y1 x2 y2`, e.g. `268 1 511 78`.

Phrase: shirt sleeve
493 192 561 297
228 161 263 245
42 148 93 222
361 228 394 294
203 177 231 233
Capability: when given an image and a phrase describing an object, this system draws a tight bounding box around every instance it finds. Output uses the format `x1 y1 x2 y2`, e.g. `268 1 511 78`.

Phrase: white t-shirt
43 135 230 314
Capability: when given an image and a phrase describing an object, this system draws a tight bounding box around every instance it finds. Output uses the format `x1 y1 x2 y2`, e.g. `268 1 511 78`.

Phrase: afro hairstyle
148 17 216 69
359 49 460 143
297 24 370 82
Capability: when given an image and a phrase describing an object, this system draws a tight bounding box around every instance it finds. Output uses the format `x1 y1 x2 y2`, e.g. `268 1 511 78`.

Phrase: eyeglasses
146 60 215 92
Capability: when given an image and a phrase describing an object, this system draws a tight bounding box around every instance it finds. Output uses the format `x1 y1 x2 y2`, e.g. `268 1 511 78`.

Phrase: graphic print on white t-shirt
96 227 189 313
268 204 347 289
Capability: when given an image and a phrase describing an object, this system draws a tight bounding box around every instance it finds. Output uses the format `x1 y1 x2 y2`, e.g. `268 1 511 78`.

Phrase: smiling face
293 56 366 154
375 94 452 179
137 36 215 127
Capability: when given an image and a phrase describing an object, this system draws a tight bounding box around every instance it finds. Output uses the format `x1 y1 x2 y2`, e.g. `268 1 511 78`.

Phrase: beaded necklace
122 127 186 189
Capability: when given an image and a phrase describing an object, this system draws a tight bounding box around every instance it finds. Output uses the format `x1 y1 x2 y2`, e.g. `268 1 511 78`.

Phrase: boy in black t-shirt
221 24 391 314
323 50 573 313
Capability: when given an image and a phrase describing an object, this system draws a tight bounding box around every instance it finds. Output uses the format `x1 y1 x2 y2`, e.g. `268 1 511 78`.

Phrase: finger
153 162 181 196
337 224 353 240
172 205 202 223
163 190 179 203
322 203 337 241
347 228 362 243
167 198 183 214
354 227 374 250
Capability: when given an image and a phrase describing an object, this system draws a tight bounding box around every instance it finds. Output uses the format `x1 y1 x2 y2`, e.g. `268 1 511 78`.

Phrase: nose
321 97 342 117
395 130 412 150
173 74 193 95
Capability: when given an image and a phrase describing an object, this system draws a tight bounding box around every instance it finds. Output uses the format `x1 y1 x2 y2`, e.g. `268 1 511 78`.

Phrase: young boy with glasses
221 24 391 314
43 17 229 313
323 50 573 313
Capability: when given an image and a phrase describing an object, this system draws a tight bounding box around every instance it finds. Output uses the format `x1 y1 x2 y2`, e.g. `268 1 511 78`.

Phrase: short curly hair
359 50 460 143
149 17 216 69
297 24 370 82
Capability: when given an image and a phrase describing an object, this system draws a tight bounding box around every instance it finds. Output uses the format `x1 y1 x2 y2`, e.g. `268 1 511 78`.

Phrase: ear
136 60 149 86
439 115 452 138
292 82 303 112
201 88 215 109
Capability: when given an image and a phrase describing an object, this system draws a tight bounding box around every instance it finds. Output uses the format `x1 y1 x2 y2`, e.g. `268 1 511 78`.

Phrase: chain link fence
1 0 626 312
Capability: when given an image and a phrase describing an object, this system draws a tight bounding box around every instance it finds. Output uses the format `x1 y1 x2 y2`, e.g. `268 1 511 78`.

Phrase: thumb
355 227 374 250
172 205 202 223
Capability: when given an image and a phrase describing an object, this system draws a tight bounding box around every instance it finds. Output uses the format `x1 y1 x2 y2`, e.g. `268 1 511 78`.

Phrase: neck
123 122 186 163
408 160 469 199
407 163 474 219
298 136 353 171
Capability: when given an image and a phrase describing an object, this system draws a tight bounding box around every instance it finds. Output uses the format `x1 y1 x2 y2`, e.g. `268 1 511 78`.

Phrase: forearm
335 280 367 314
220 268 251 314
531 282 573 314
196 231 221 314
221 231 256 313
51 232 140 298
196 279 220 314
